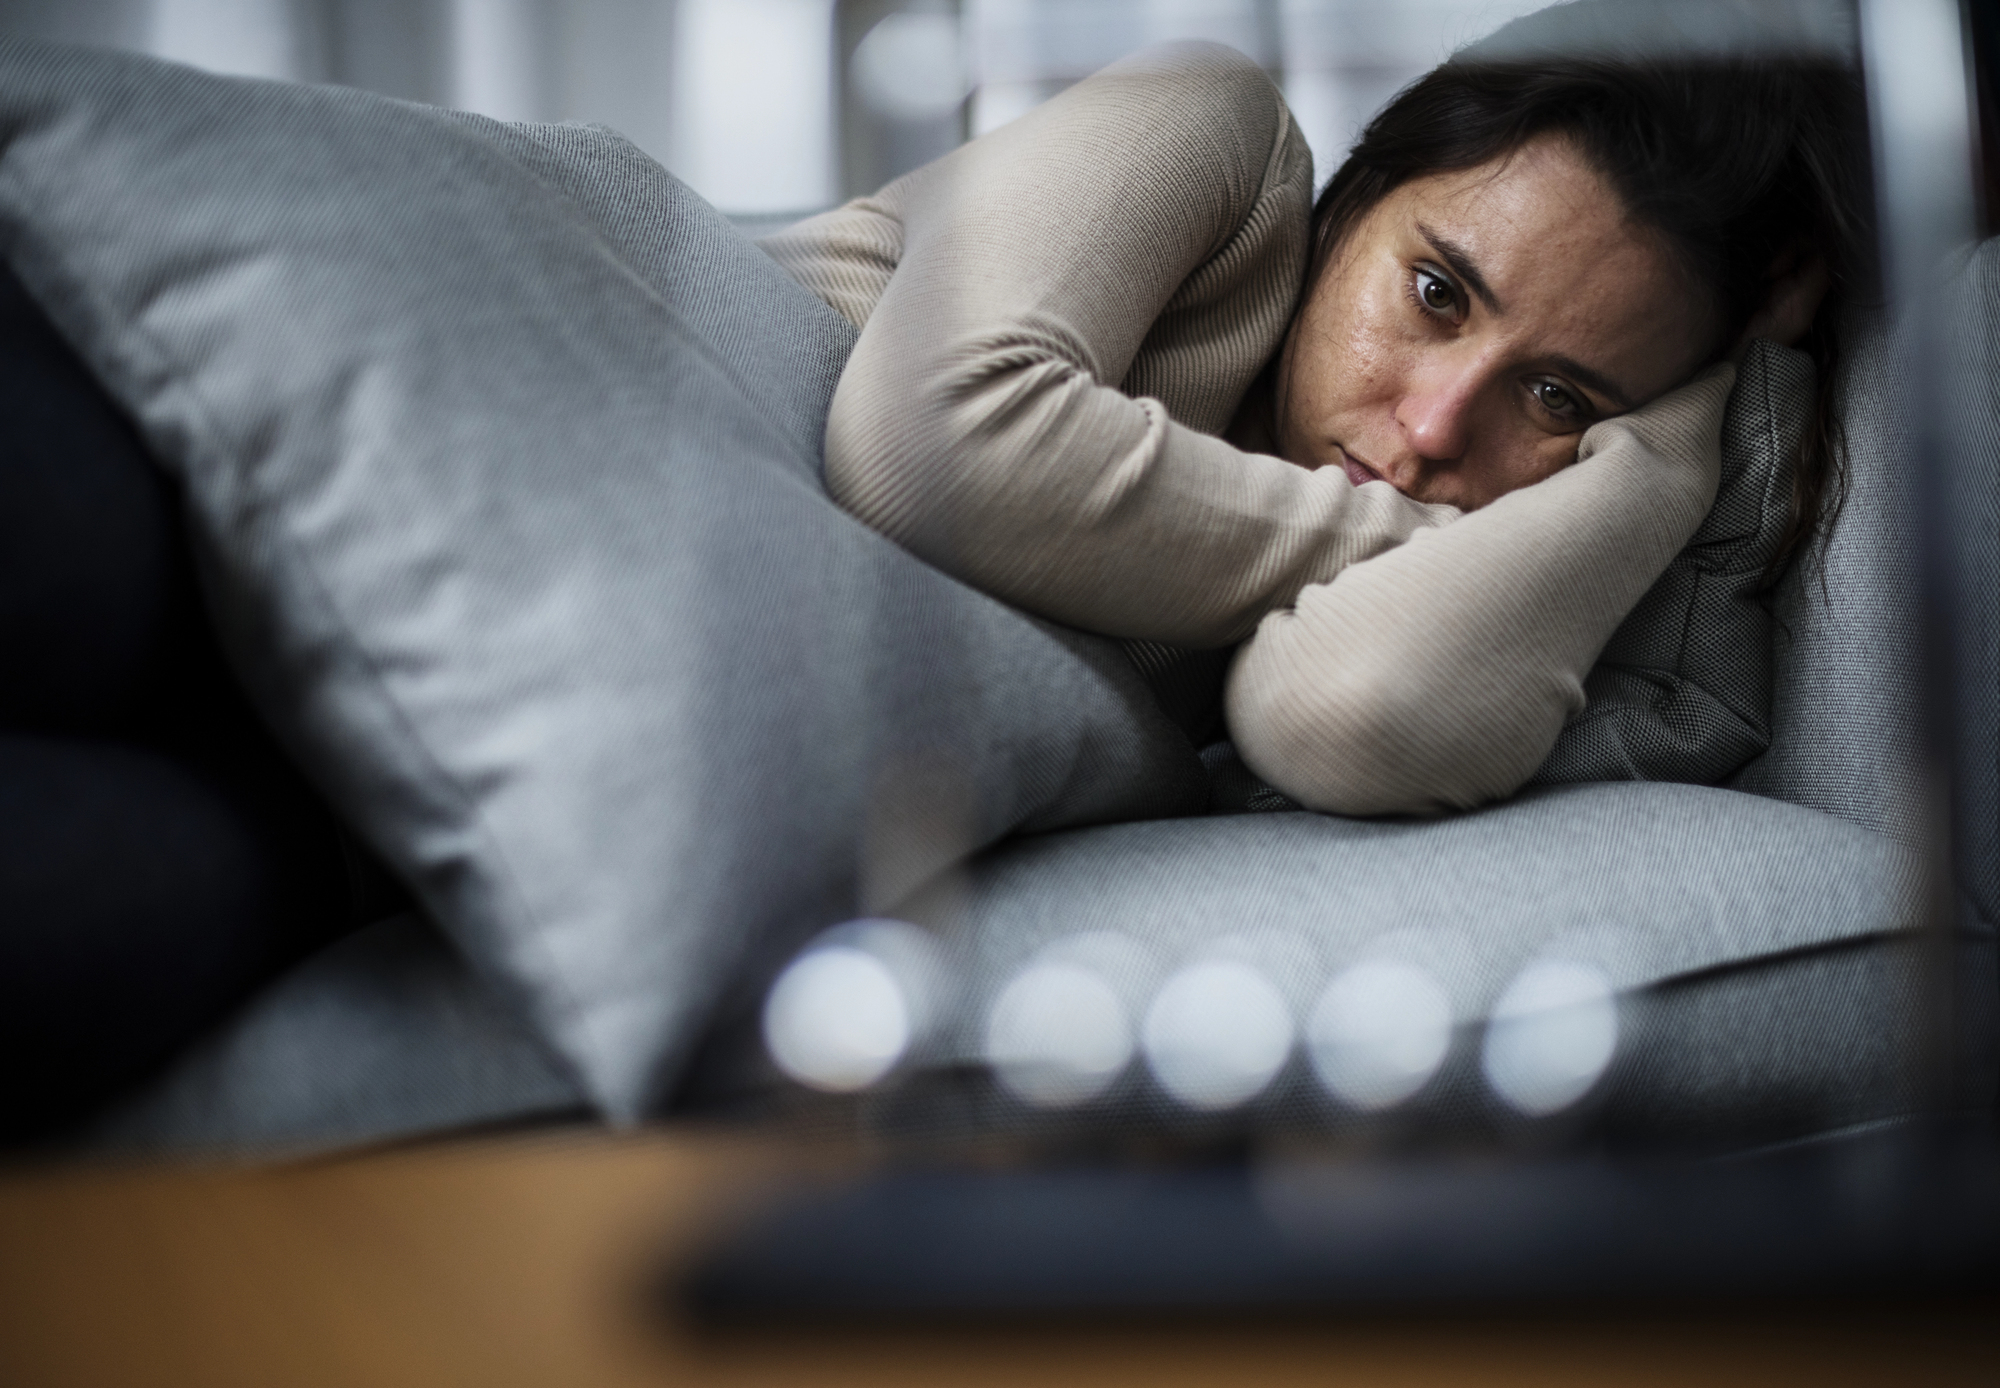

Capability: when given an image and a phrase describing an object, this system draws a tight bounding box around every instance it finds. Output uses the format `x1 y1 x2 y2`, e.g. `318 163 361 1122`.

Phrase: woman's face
1278 134 1718 510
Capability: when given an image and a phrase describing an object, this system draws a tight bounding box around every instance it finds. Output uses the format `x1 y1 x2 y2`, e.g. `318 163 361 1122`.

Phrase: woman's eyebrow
1416 222 1636 411
1417 223 1503 313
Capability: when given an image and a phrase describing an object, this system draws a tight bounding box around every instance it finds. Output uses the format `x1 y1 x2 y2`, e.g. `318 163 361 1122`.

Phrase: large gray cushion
835 781 1932 1133
89 912 585 1156
1727 244 2000 1081
1530 340 1807 786
1730 237 2000 1036
0 43 1205 1123
1943 243 2000 932
1729 313 1927 845
95 781 1991 1157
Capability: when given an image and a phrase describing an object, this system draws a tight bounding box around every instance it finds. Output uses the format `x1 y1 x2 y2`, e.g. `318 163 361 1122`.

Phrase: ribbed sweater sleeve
765 41 1736 815
763 42 1456 648
1227 365 1735 815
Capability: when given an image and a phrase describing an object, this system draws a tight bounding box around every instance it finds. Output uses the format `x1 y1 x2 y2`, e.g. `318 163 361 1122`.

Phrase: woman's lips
1337 447 1384 490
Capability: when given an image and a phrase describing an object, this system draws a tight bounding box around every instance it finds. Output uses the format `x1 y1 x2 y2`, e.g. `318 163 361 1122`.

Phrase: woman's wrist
1577 362 1734 510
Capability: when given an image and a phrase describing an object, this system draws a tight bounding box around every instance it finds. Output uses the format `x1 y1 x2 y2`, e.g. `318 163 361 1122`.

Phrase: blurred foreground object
2 1126 1994 1387
682 1120 2000 1319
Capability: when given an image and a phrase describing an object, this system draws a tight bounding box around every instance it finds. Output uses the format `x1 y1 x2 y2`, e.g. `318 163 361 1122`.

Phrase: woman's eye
1530 380 1580 417
1414 266 1458 316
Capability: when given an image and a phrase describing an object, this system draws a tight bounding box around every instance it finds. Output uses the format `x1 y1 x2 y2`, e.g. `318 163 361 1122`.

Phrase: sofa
0 35 1986 1160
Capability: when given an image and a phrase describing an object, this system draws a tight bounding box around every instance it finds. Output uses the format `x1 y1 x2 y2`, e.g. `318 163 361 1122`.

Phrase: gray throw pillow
1206 339 1809 812
0 42 1206 1121
1529 339 1807 785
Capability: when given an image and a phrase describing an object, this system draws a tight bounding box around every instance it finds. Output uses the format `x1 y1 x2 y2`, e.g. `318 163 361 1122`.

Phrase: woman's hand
1227 364 1735 815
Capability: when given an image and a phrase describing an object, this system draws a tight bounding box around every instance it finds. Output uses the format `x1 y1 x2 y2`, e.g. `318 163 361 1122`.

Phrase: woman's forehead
1400 138 1645 277
1379 138 1718 396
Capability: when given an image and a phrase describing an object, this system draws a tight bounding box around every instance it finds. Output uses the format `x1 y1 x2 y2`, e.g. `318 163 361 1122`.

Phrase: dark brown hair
1305 53 1873 576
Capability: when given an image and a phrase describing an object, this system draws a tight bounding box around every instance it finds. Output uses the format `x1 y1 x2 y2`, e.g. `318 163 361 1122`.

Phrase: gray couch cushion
747 782 1960 1142
1939 241 2000 930
697 783 1936 1124
916 782 1917 1050
1732 239 2000 962
1530 340 1808 787
88 912 586 1157
0 42 1205 1123
95 781 1984 1158
1728 313 1927 845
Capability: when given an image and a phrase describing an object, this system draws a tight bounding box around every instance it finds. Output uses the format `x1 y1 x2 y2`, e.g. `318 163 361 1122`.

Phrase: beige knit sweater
764 42 1732 815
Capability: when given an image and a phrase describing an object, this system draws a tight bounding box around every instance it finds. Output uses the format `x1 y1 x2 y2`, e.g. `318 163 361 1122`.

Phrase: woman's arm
768 42 1455 648
1226 365 1735 815
763 195 901 333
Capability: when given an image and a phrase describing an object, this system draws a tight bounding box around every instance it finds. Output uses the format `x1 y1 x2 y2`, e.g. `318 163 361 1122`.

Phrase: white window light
671 0 838 217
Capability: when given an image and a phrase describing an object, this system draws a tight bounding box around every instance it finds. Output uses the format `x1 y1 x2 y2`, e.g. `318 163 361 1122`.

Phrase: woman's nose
1394 354 1486 465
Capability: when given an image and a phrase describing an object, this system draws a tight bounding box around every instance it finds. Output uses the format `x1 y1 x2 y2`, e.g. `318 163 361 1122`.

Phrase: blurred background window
0 1 1577 224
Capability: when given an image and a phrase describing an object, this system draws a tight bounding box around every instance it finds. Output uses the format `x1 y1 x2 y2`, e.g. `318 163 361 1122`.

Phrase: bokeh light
762 944 911 1092
852 11 970 121
1141 959 1294 1111
1481 959 1619 1116
984 960 1133 1107
1306 959 1452 1110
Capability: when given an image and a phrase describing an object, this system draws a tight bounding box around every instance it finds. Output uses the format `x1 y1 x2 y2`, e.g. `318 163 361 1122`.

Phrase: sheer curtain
0 1 1563 219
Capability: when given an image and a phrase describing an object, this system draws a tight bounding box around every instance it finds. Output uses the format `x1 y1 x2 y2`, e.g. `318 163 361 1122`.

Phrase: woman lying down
763 38 1863 816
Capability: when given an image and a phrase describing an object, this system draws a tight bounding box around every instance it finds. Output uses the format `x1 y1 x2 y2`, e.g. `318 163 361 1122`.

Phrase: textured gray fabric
1119 640 1230 747
1940 242 2000 931
95 786 1978 1158
1728 313 1928 845
455 115 840 477
88 913 587 1157
1600 931 1997 1144
1729 242 1998 959
0 42 1205 1122
1201 737 1302 814
690 781 1943 1144
816 936 1993 1149
928 782 1918 1037
1531 340 1807 786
